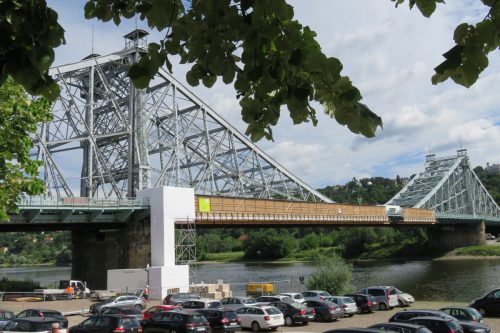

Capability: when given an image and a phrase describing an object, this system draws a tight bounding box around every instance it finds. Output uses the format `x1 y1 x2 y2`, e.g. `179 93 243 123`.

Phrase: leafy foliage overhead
0 78 52 221
0 0 65 100
84 0 382 141
393 0 500 87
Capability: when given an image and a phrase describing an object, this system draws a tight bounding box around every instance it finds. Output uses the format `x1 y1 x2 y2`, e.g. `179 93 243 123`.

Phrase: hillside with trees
474 166 500 205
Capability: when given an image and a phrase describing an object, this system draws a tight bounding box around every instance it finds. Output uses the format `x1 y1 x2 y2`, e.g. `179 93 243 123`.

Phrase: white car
235 305 284 331
2 318 67 333
279 292 306 303
395 288 415 306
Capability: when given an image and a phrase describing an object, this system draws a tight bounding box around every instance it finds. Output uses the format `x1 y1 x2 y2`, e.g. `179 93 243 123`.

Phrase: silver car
181 298 223 310
90 295 146 314
279 292 306 303
220 296 257 311
326 296 358 317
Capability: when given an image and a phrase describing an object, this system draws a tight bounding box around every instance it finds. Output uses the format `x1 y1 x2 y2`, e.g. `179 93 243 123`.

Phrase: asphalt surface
1 299 499 332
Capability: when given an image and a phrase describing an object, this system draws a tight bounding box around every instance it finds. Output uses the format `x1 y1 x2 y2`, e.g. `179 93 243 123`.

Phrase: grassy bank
455 244 500 256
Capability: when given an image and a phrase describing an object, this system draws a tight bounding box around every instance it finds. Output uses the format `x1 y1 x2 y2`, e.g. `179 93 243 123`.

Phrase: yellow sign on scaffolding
199 197 211 212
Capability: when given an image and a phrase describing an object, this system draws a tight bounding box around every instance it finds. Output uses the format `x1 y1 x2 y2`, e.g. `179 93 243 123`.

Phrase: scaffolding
175 218 197 283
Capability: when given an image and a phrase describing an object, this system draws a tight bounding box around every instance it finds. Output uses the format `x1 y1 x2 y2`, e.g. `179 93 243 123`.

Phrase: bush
306 253 353 295
0 277 41 292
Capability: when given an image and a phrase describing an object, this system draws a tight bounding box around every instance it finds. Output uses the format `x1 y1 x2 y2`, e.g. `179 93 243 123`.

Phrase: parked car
370 322 432 333
16 309 68 328
220 296 257 311
389 309 457 323
0 309 15 329
485 233 496 240
358 286 398 310
141 310 210 333
344 294 378 313
303 300 343 321
196 309 241 333
268 301 315 326
235 305 284 331
279 293 306 303
323 329 386 333
395 288 415 306
181 298 223 310
301 290 332 301
69 315 141 333
3 317 67 333
90 296 146 314
142 305 179 320
390 310 491 333
439 307 483 322
162 293 201 306
255 295 293 304
326 296 358 317
100 306 143 320
470 288 500 316
407 317 464 333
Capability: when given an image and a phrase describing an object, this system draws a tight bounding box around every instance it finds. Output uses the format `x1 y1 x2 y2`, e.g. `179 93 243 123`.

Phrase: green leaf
202 75 217 88
415 0 437 17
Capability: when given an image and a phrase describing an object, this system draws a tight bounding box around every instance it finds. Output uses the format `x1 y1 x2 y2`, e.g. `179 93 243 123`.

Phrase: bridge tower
35 30 330 202
32 29 332 289
387 149 500 249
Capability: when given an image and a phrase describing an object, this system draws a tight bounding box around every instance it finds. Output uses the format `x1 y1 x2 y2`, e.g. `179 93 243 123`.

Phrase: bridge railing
435 213 500 223
18 196 150 209
196 212 390 223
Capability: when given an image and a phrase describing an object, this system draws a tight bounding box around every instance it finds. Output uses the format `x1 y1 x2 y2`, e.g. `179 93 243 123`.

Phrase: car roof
372 323 426 329
409 316 450 322
13 317 61 322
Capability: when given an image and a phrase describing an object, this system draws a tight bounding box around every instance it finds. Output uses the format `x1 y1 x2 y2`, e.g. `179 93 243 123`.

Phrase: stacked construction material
189 283 232 299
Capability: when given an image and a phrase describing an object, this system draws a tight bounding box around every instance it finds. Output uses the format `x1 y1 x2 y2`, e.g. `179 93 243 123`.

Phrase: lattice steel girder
387 151 500 218
33 36 330 202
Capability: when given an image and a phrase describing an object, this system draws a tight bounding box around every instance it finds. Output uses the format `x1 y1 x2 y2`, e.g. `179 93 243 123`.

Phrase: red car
142 305 179 320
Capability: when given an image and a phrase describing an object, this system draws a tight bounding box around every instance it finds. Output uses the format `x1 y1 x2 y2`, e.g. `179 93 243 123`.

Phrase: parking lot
1 299 500 332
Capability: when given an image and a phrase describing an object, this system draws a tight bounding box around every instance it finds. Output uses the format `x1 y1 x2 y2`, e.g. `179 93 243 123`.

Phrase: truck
34 280 90 301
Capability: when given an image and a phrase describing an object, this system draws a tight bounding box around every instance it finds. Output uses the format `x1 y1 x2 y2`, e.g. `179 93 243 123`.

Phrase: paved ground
1 299 499 332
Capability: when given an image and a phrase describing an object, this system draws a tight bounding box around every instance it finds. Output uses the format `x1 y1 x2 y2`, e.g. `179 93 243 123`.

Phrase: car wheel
379 303 388 310
251 321 261 332
348 314 354 317
135 305 142 311
169 329 177 333
284 316 293 326
398 300 404 307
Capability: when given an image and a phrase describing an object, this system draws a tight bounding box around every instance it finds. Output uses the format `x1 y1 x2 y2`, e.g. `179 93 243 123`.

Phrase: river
2 259 500 302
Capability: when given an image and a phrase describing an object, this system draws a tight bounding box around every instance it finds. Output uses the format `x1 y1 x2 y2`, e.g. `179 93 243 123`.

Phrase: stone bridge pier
427 221 485 251
71 218 151 290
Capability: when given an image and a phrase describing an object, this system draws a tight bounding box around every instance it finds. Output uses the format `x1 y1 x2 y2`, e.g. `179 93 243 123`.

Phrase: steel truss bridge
4 30 499 229
387 149 500 225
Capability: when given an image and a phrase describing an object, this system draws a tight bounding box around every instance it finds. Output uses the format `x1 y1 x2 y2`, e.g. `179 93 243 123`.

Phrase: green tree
306 253 353 295
243 229 297 259
0 78 52 221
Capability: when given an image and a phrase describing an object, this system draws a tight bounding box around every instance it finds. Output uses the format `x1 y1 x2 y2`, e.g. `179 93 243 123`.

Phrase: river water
2 259 500 302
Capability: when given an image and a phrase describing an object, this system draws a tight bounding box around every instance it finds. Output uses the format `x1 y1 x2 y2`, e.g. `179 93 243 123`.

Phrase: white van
358 286 398 310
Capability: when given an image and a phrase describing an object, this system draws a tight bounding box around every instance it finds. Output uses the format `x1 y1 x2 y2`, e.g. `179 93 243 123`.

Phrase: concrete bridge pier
427 221 485 251
71 218 151 290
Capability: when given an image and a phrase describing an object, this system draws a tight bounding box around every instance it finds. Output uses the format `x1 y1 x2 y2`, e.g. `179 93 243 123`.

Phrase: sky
47 0 500 189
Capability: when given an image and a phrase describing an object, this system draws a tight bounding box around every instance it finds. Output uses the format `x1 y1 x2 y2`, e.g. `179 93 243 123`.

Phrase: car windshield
265 308 281 315
281 297 293 303
467 308 482 320
208 302 222 309
243 299 256 304
344 297 355 303
223 311 238 320
291 303 307 309
120 318 140 328
319 291 332 297
395 288 403 294
104 296 118 303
